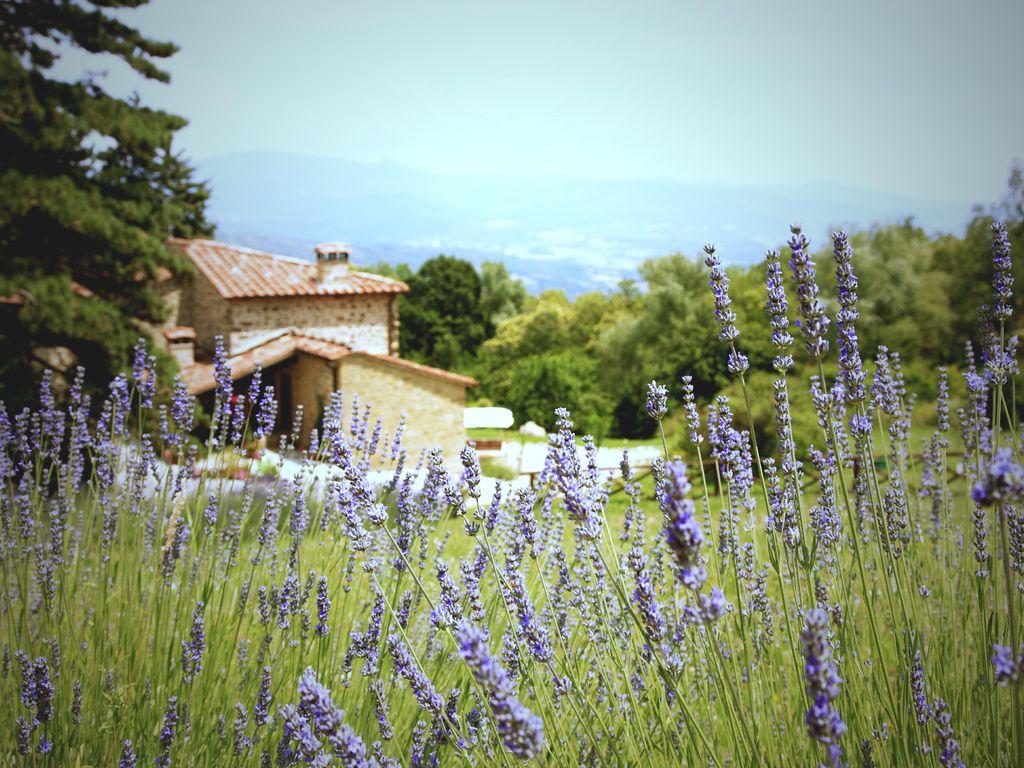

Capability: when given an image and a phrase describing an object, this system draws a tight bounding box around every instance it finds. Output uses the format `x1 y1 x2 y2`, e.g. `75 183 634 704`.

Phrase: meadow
2 223 1023 767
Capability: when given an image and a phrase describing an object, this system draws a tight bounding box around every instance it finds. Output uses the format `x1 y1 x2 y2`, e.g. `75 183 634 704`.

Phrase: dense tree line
381 169 1024 440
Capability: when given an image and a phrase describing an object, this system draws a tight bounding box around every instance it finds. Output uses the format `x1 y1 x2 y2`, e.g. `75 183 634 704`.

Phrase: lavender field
2 223 1022 767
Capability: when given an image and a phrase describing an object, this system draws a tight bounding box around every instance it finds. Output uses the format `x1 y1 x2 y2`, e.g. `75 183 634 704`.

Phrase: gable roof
181 331 475 394
167 238 409 299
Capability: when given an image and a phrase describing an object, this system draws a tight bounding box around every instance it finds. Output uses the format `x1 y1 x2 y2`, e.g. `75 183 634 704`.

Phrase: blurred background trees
0 0 211 410
369 164 1024 440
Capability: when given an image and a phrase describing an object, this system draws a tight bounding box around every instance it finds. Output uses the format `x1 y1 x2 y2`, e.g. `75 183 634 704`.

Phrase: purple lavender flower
387 634 444 716
910 649 930 724
808 448 841 552
460 443 482 501
763 248 795 372
156 696 179 768
232 704 251 755
295 667 370 765
371 680 394 741
704 244 740 342
972 448 1024 507
727 347 749 375
547 408 604 541
254 666 273 726
660 460 706 590
992 643 1023 685
832 231 866 405
15 717 30 756
788 224 830 359
430 558 463 630
504 558 554 665
345 593 384 676
687 586 728 625
627 533 666 649
645 380 668 421
679 376 703 445
456 621 545 760
801 609 845 767
255 385 277 438
120 739 138 768
935 367 950 442
932 698 964 768
991 220 1013 320
181 601 206 684
315 576 330 636
131 338 156 409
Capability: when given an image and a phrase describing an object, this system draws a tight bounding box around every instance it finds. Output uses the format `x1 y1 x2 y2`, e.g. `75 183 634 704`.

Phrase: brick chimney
314 242 351 285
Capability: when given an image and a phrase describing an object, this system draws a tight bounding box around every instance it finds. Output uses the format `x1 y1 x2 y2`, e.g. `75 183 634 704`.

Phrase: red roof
182 332 475 394
167 238 409 299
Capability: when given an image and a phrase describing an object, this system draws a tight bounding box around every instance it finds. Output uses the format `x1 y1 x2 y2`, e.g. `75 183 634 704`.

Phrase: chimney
164 326 197 367
314 242 351 285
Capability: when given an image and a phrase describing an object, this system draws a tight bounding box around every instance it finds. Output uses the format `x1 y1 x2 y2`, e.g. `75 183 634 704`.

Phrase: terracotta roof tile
182 333 303 394
182 334 474 394
167 238 409 299
294 334 351 362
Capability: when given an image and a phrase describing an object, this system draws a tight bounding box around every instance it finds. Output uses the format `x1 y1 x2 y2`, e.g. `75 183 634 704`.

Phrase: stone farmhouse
154 239 476 459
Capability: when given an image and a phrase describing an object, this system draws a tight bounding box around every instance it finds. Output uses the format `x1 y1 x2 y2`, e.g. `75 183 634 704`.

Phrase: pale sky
58 0 1023 205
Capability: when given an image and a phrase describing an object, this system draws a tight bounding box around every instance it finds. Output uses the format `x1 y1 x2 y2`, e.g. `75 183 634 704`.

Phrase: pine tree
0 0 211 408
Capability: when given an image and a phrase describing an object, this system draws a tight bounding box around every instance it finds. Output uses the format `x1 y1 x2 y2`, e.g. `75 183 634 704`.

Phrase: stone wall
289 353 335 443
229 295 392 354
338 355 467 462
177 272 231 355
139 281 182 353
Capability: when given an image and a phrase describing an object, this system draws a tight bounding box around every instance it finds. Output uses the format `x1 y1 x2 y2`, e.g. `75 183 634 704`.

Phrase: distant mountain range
198 152 978 294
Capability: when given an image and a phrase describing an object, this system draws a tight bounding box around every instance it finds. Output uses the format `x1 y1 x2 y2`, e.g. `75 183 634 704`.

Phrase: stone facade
228 295 396 354
338 355 468 460
162 270 400 358
176 271 230 354
275 353 467 461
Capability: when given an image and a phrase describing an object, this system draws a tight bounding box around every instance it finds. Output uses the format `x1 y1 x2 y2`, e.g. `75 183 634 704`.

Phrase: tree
479 260 527 332
0 0 211 409
598 252 726 436
399 255 486 370
505 350 613 438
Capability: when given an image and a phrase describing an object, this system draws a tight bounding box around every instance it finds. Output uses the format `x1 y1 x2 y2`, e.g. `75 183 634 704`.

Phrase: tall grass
2 222 1022 767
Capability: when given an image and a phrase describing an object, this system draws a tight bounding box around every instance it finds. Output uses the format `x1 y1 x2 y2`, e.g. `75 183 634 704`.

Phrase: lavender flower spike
680 376 703 446
832 231 866 404
296 667 370 765
992 220 1013 320
457 621 545 760
801 609 845 767
704 244 740 343
788 224 830 359
764 248 794 372
645 380 668 421
660 460 706 590
972 447 1024 507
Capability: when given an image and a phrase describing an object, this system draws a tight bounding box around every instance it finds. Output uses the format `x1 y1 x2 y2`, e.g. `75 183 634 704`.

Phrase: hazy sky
58 0 1022 205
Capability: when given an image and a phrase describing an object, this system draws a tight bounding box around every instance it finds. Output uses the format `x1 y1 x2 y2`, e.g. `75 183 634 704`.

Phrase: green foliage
503 349 614 438
397 255 487 371
479 260 527 331
0 0 211 409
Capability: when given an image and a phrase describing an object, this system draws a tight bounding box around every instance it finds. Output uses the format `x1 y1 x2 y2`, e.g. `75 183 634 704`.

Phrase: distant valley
200 152 977 294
